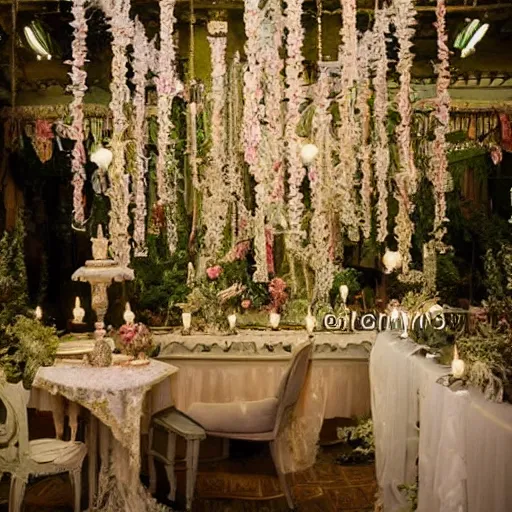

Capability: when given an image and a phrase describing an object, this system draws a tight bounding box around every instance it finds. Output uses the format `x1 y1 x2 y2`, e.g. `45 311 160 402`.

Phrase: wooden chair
148 407 206 511
0 379 87 512
186 341 314 510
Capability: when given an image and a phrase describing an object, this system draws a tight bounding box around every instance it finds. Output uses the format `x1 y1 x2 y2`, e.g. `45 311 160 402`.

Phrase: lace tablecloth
371 332 512 512
32 360 177 512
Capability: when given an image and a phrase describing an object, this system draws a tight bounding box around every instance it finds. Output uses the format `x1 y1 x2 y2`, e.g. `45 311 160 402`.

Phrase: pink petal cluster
206 265 223 280
241 299 252 310
35 120 54 140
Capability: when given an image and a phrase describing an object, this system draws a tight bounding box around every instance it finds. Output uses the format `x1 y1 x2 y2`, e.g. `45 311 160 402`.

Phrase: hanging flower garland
309 69 338 302
67 0 88 227
284 0 306 240
356 32 373 240
370 8 391 243
98 0 133 266
393 0 417 272
156 0 182 254
243 0 268 281
132 19 157 257
203 31 228 258
431 0 451 241
226 53 249 242
337 0 360 242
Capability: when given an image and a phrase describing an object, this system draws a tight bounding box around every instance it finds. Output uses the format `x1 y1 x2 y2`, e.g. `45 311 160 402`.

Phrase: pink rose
206 265 223 280
241 299 251 310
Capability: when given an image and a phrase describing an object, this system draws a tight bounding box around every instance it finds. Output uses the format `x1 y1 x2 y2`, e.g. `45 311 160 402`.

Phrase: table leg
165 432 177 502
88 413 98 509
51 395 66 439
68 402 81 442
185 439 200 511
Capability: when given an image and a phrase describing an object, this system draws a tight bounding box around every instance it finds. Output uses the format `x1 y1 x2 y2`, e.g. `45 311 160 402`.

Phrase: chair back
0 378 30 466
273 341 313 436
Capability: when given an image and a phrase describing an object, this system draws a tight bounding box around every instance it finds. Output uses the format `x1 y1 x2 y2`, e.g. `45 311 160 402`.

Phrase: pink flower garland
284 0 306 239
393 0 417 272
431 0 450 240
67 0 88 226
371 8 391 243
243 0 268 281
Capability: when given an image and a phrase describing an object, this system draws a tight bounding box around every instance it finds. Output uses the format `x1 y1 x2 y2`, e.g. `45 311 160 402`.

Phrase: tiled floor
0 413 376 511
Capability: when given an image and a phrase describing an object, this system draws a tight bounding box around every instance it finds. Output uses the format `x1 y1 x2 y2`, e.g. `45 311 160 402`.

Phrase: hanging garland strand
285 0 306 240
371 7 391 243
393 0 417 273
67 0 88 227
243 0 268 282
101 0 133 266
431 0 450 242
356 32 373 240
203 26 229 259
132 19 157 257
337 0 360 242
156 0 182 254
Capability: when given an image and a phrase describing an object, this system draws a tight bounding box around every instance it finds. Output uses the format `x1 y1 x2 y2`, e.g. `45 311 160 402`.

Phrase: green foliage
131 234 189 326
0 213 29 325
457 329 512 402
337 417 375 464
330 268 362 305
398 483 418 511
0 316 59 388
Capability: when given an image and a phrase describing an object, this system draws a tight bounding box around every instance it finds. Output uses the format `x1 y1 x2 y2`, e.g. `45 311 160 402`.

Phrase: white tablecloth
371 331 512 512
160 335 371 474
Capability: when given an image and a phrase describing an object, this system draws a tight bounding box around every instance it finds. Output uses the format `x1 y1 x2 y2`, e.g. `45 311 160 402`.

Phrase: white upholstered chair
0 379 87 512
186 340 314 510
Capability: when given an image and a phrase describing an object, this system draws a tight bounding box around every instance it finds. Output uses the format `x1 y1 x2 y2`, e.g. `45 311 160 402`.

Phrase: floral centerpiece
115 323 154 358
268 277 288 329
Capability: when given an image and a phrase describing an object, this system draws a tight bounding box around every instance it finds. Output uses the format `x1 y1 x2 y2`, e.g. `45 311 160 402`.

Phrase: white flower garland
393 0 417 272
357 32 373 240
202 34 228 258
284 0 306 240
337 0 360 242
132 19 157 257
156 0 181 254
431 0 450 241
68 0 88 227
370 8 391 243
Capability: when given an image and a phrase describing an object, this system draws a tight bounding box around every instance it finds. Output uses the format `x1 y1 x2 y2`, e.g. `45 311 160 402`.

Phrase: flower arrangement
116 322 154 357
268 277 288 314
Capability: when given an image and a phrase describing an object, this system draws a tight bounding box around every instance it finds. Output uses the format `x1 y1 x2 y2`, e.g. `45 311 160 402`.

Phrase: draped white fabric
371 331 512 512
169 357 371 473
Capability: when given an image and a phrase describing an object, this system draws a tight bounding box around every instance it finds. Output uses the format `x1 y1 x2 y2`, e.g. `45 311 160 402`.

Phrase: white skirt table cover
371 331 512 512
31 360 177 512
158 331 374 474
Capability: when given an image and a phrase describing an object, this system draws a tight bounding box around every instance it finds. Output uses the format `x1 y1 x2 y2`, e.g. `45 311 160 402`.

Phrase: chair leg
269 441 294 510
148 426 157 494
164 432 177 502
185 439 201 511
70 468 82 512
8 476 26 512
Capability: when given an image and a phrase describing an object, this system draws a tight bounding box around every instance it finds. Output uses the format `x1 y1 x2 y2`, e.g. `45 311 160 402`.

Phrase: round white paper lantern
300 144 319 165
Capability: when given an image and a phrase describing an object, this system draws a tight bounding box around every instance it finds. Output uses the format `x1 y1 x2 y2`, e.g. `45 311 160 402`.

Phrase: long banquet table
156 330 375 473
370 331 512 512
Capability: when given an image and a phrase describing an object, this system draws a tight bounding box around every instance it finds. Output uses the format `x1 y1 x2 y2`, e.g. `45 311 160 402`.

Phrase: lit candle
305 307 316 335
451 344 465 378
123 302 135 325
35 306 43 321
